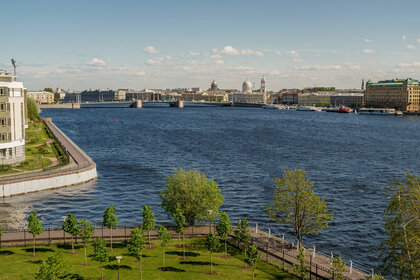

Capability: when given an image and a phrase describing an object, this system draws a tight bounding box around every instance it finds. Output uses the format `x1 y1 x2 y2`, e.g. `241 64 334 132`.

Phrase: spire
361 78 365 90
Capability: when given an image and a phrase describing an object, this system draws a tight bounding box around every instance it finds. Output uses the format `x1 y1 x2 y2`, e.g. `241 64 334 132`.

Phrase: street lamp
116 256 122 280
207 210 213 234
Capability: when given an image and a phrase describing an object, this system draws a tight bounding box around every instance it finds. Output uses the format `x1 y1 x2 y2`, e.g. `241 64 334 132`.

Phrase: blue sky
2 0 420 90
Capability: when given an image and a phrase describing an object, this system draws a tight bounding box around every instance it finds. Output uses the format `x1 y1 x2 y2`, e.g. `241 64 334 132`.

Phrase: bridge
80 100 235 108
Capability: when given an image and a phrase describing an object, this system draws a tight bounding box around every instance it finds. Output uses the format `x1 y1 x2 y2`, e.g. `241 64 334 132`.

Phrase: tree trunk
33 236 36 257
210 251 213 274
110 227 113 250
100 261 103 280
192 225 194 238
252 267 255 280
84 244 87 265
72 240 74 254
178 232 180 245
225 238 227 257
244 247 247 268
148 231 151 249
162 247 165 270
140 260 142 280
183 234 186 260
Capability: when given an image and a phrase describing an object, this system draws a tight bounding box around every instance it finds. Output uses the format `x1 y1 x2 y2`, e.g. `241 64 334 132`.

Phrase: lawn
0 238 298 280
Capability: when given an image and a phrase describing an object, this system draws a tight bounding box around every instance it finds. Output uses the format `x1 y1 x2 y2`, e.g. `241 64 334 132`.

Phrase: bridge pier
177 100 184 108
135 100 142 108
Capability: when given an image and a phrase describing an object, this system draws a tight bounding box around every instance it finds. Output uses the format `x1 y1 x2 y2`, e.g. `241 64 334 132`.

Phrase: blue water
2 106 419 271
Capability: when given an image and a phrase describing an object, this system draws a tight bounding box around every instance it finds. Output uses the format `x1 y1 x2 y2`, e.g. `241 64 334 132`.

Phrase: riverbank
0 119 97 197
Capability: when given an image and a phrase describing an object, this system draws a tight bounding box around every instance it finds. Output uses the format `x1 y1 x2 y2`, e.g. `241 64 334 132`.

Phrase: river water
1 105 419 271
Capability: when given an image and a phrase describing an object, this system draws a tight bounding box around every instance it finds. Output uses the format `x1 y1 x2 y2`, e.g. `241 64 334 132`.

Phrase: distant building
279 91 300 104
0 70 26 164
297 92 363 107
228 78 266 103
115 89 128 101
365 78 420 111
210 79 218 91
27 91 54 104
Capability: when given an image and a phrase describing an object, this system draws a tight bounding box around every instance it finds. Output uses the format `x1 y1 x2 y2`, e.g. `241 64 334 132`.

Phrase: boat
358 108 401 116
296 106 312 111
338 105 352 113
262 104 279 109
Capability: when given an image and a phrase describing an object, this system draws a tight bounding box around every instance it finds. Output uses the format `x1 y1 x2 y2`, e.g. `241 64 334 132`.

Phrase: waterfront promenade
0 225 369 280
0 119 97 197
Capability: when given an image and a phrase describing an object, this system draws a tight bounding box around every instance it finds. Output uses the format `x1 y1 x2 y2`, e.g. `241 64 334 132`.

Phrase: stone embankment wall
0 120 97 197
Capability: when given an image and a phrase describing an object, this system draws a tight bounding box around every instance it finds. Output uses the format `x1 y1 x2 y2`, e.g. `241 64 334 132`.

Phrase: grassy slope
0 238 298 280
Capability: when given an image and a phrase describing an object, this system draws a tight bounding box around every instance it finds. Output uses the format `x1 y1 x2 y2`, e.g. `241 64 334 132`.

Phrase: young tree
79 219 94 266
92 237 109 280
206 233 220 275
234 218 251 268
28 211 43 257
160 168 224 227
216 212 233 257
379 171 419 280
372 274 385 280
142 205 156 249
246 245 260 280
103 204 118 250
128 227 147 280
34 253 71 280
157 225 172 271
293 247 309 279
0 226 3 248
62 213 79 254
172 203 187 259
330 255 347 280
266 168 332 247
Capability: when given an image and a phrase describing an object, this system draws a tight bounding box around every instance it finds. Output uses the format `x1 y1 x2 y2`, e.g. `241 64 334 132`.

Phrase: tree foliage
379 171 420 280
92 238 108 280
28 211 43 256
34 253 71 280
128 227 146 280
160 168 224 225
43 88 54 93
27 98 40 121
157 225 171 270
216 212 233 257
266 168 332 246
103 205 118 250
206 233 220 274
293 247 309 279
234 218 251 268
330 255 346 280
78 219 94 266
142 205 155 249
172 203 187 259
62 213 79 254
246 244 260 280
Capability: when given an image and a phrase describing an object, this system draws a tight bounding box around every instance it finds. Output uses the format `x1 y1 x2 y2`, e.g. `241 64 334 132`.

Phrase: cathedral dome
242 79 252 94
211 79 218 90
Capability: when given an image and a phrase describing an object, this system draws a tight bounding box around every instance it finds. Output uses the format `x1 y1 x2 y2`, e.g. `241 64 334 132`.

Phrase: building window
0 118 5 126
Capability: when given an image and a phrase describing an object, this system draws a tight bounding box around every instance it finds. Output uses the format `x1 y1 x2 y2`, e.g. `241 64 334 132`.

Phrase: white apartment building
0 70 26 164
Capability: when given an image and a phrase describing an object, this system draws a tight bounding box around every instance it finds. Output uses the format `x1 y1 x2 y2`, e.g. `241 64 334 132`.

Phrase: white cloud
165 56 173 60
397 62 420 68
214 46 264 56
406 44 416 50
275 50 282 55
145 58 161 66
292 59 303 63
86 58 107 67
417 38 420 44
214 59 224 65
286 50 300 57
115 66 128 71
364 39 373 43
362 49 375 54
228 66 254 72
210 54 222 60
301 64 342 71
315 53 320 57
143 46 160 54
402 35 407 41
344 63 361 70
190 51 201 56
134 71 146 76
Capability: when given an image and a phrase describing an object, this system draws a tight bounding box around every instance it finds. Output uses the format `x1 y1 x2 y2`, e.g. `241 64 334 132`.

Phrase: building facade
0 70 26 164
27 91 54 104
365 78 420 111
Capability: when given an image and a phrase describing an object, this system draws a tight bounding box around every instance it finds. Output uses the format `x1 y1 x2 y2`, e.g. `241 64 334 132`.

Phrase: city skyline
1 0 420 90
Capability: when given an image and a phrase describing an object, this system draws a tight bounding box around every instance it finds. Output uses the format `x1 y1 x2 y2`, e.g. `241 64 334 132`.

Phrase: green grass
0 239 298 280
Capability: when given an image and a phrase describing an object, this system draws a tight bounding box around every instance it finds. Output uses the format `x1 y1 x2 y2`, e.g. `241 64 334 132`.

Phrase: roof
366 78 420 86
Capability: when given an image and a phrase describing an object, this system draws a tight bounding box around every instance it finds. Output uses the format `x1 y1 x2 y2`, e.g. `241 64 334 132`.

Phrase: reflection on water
1 106 419 270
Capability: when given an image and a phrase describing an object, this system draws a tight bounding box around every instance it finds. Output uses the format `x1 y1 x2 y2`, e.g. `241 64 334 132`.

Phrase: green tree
379 171 420 280
102 204 118 250
142 205 155 249
234 218 251 268
92 237 109 280
28 211 43 257
43 88 54 93
78 219 94 266
34 253 71 280
172 203 187 259
330 255 346 280
372 274 385 280
266 168 332 247
160 168 224 227
27 98 40 121
128 227 147 280
216 212 233 257
157 225 172 271
62 213 79 254
246 245 260 280
293 247 309 279
206 233 220 275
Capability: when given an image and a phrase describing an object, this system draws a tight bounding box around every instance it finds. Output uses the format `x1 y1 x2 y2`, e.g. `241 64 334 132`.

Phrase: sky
1 0 420 91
